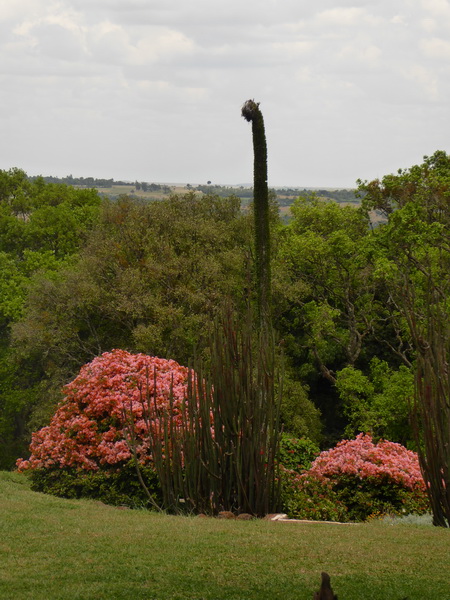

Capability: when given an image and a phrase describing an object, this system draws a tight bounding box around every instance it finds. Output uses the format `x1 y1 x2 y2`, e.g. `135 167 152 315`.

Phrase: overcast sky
1 0 450 187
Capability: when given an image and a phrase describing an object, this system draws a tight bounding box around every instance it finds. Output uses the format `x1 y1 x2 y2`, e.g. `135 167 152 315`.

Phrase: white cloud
420 18 437 32
391 15 407 25
0 0 43 23
420 36 450 60
338 40 382 67
134 29 196 64
316 7 378 26
421 0 450 18
31 22 87 61
87 21 137 65
404 65 440 100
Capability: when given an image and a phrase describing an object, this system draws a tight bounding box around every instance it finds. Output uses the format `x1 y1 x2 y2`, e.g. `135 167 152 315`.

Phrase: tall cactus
241 99 271 325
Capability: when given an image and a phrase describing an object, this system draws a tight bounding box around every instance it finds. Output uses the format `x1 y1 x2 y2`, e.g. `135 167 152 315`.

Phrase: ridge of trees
24 173 357 207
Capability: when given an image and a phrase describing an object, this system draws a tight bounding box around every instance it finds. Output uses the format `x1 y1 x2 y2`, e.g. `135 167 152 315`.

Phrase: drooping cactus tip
241 99 260 122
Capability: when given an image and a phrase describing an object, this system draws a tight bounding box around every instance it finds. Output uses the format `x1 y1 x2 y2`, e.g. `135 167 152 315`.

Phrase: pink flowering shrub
309 433 425 491
282 434 429 522
17 349 189 473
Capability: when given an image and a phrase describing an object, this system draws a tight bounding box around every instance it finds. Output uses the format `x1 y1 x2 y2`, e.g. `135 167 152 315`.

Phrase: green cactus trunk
126 306 282 516
241 99 271 326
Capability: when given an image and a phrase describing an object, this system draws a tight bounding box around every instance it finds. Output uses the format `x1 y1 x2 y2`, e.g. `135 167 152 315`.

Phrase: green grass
1 472 449 600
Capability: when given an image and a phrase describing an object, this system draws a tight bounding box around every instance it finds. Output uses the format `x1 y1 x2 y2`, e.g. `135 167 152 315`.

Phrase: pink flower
16 350 190 472
307 433 425 491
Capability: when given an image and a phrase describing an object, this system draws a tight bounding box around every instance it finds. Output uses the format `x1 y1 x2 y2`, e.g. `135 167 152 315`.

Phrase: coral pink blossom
308 433 425 491
17 350 189 472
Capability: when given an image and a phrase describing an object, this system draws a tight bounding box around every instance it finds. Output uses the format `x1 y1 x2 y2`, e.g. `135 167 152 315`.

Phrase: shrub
28 461 161 508
278 434 319 473
281 472 349 522
282 434 429 522
309 433 425 489
17 349 189 472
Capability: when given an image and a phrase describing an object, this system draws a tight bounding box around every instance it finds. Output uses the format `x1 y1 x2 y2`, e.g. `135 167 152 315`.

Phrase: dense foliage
27 461 161 508
278 434 320 473
3 151 450 524
0 190 251 469
283 434 429 522
13 193 249 372
359 150 450 525
273 194 412 445
0 168 102 469
6 186 321 469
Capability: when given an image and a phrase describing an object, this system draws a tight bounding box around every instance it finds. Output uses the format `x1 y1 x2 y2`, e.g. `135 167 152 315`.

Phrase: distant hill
26 174 360 218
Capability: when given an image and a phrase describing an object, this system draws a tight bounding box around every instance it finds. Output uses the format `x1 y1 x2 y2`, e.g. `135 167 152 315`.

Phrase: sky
1 0 450 188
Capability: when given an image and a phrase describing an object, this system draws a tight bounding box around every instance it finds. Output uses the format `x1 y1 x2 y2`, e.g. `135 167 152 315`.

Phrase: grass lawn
1 471 449 600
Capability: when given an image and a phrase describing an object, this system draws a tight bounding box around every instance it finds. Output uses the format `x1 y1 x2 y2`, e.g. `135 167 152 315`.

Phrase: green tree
10 193 250 432
359 150 450 526
273 193 423 445
336 358 413 445
6 190 322 467
276 195 374 378
0 169 102 469
0 174 101 329
273 195 389 441
0 173 100 257
0 168 33 217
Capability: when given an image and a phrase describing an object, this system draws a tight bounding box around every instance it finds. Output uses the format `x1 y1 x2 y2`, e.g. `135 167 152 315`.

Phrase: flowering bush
308 433 425 491
17 349 189 472
282 434 429 522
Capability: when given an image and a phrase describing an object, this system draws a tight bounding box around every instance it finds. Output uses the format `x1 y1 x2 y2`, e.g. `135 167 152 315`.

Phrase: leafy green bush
29 461 161 508
281 472 349 522
336 358 414 445
278 434 319 473
281 470 429 523
331 473 429 521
